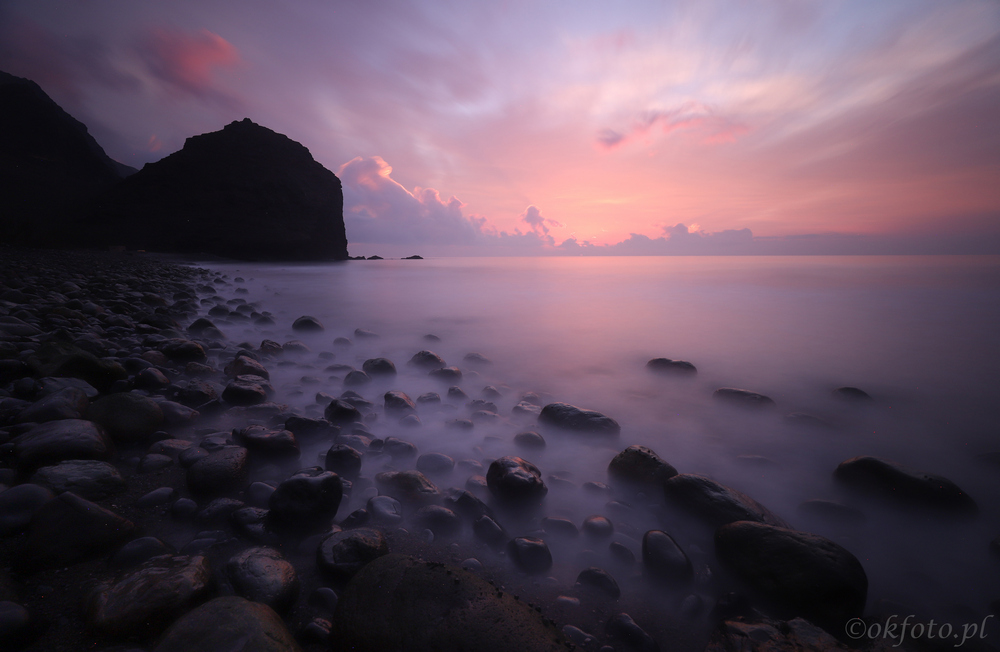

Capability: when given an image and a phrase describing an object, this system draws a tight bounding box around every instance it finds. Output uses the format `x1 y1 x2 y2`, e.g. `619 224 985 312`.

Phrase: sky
2 0 999 255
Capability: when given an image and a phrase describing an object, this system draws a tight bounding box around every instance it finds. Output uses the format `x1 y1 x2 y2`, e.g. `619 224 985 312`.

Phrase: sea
200 254 1000 629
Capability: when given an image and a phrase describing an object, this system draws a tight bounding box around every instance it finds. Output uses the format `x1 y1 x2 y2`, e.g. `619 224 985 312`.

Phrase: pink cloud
598 103 750 150
136 27 242 106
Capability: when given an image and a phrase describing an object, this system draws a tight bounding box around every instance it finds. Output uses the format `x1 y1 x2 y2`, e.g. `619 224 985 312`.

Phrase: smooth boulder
663 474 790 529
608 445 678 492
152 596 301 652
227 547 299 613
834 456 977 515
11 419 113 471
538 402 620 437
486 456 547 505
30 460 125 500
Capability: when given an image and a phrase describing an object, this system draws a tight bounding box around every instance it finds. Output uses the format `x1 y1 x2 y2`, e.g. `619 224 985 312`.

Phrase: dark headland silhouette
0 70 349 261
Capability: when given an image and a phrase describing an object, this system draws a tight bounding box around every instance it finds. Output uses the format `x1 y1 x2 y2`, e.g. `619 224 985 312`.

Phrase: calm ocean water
204 255 1000 624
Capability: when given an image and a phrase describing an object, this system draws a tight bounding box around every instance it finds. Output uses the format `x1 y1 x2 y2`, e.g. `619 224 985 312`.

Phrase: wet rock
538 402 620 437
576 567 621 599
140 453 174 472
111 536 174 568
797 499 867 526
47 350 128 393
414 505 462 537
464 352 492 365
446 417 474 430
409 350 446 369
149 438 194 460
332 554 569 652
473 515 506 546
663 474 790 529
608 445 678 492
324 398 362 425
224 355 270 379
416 452 455 475
416 392 441 405
646 358 697 374
268 467 342 527
227 546 299 613
186 446 249 495
512 401 543 417
354 328 378 339
152 596 300 652
610 540 636 565
507 537 553 574
325 444 362 479
21 492 134 568
607 612 659 652
11 419 113 471
833 386 872 401
713 387 776 408
160 339 207 362
15 387 89 423
367 495 403 524
384 390 417 416
429 366 462 381
235 425 300 461
583 515 614 538
834 456 977 515
30 460 125 500
375 470 439 505
222 375 271 406
196 497 245 525
383 436 418 458
514 430 546 450
715 520 868 634
447 386 469 401
486 455 550 507
87 554 212 638
362 357 396 376
705 617 849 652
284 415 336 440
441 488 494 522
174 379 219 407
0 483 54 535
136 486 178 508
343 370 371 386
292 315 324 332
134 367 171 390
317 527 389 581
642 530 693 584
542 516 579 538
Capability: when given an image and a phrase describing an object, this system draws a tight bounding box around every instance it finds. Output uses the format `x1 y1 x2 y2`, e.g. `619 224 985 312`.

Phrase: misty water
203 255 1000 631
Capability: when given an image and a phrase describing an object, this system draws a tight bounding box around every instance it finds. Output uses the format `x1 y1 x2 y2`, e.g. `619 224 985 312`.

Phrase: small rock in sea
416 452 455 475
511 401 542 417
833 386 873 401
785 412 835 429
325 444 362 479
152 596 300 652
409 350 446 369
149 439 194 460
15 386 89 423
642 530 693 585
375 470 439 505
481 385 503 398
582 515 614 539
292 315 325 332
222 376 270 406
446 417 474 430
538 402 621 437
464 352 492 365
269 467 343 527
227 546 299 613
354 328 379 339
607 613 659 652
224 355 270 379
88 392 164 444
333 337 353 347
712 387 776 409
429 366 462 381
416 392 441 405
663 473 790 529
384 390 417 416
447 385 469 401
362 357 397 376
383 437 418 458
834 456 977 515
30 459 125 500
10 418 114 471
367 495 403 524
259 339 283 355
316 527 389 581
715 520 868 635
110 536 175 569
159 339 207 363
136 486 177 508
441 488 494 522
474 515 506 546
507 537 553 574
324 398 362 425
343 370 372 386
235 425 300 461
609 541 636 565
514 431 546 450
486 456 548 505
608 445 678 493
282 339 311 354
646 358 697 374
576 567 621 599
414 505 462 537
139 453 175 473
542 516 579 538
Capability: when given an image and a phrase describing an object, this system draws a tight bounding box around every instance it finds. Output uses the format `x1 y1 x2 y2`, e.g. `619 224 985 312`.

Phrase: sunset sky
2 0 998 254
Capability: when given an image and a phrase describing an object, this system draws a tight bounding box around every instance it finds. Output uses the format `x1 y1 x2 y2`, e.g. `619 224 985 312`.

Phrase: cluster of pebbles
0 247 996 652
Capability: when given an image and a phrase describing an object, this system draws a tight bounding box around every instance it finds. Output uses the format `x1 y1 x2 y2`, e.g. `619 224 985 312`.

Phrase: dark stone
642 530 693 584
486 456 547 505
140 453 174 472
15 387 89 423
362 358 396 376
441 488 494 522
514 431 546 450
111 536 174 569
610 540 636 565
646 358 697 374
713 387 776 408
11 419 113 471
324 398 362 425
186 446 249 495
343 370 371 386
608 445 678 492
538 402 620 437
582 515 614 539
222 376 269 406
136 486 178 508
416 452 455 475
447 386 469 401
409 350 446 369
160 339 207 363
21 492 134 568
607 613 659 652
463 352 492 365
0 483 54 535
705 617 849 652
332 554 570 651
473 515 506 546
542 516 579 538
235 425 300 461
375 470 439 505
227 547 299 613
715 521 868 635
284 416 336 440
414 505 462 537
576 567 621 599
195 497 245 525
325 444 362 479
834 456 977 515
30 460 125 500
663 473 790 529
384 390 417 417
45 349 128 393
151 596 300 652
317 527 389 581
507 537 553 574
224 356 270 379
383 437 418 458
80 119 348 261
175 380 220 408
417 392 441 404
87 554 212 638
340 508 370 529
833 386 872 401
268 467 342 527
367 495 403 524
292 315 324 332
429 366 462 381
178 446 210 467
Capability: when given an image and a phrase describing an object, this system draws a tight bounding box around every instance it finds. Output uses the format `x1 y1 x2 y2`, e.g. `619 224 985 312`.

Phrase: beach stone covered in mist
507 537 553 574
268 467 342 526
576 567 621 599
331 554 569 652
487 456 547 504
538 402 621 437
88 392 164 443
362 357 396 376
292 315 324 331
222 376 270 406
375 470 439 505
705 617 850 652
607 613 659 652
608 445 678 491
15 386 89 423
324 398 362 424
646 358 697 374
10 419 113 471
713 387 776 409
714 520 868 635
642 530 693 584
384 390 417 416
834 456 977 514
227 546 299 613
224 355 270 379
30 459 125 500
833 386 873 402
663 473 790 529
429 366 462 381
186 446 249 495
409 350 446 369
416 452 455 475
151 596 301 652
317 527 388 581
325 444 362 479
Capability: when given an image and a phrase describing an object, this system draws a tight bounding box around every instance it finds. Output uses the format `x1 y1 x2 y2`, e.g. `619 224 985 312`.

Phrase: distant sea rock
81 118 348 261
0 70 134 245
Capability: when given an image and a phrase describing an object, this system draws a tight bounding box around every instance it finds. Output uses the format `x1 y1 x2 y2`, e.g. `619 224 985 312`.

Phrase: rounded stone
576 567 621 599
507 537 553 574
413 505 461 537
151 596 299 652
608 445 678 492
538 402 620 437
514 431 546 450
0 483 54 535
408 350 445 369
582 515 614 539
268 468 343 526
325 399 362 425
292 315 325 332
362 358 397 376
367 496 403 524
317 527 389 581
30 460 126 500
416 452 455 475
486 456 547 505
713 387 776 408
226 546 299 613
642 530 693 584
186 446 249 496
325 444 362 480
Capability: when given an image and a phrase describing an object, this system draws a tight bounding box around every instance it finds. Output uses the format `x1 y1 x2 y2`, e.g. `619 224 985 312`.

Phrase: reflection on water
206 255 1000 627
